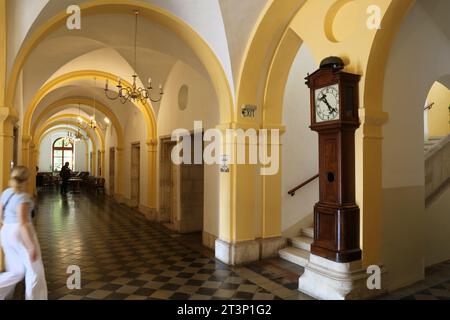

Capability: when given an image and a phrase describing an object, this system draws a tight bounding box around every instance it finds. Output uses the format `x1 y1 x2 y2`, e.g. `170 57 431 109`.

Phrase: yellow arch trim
31 97 124 148
263 28 304 125
239 0 416 265
35 119 99 176
34 114 104 152
23 70 155 141
7 0 233 123
36 121 97 159
38 127 93 152
235 0 307 115
363 0 414 116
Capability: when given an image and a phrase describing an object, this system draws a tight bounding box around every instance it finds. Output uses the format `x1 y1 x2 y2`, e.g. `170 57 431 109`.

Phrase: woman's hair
9 166 30 193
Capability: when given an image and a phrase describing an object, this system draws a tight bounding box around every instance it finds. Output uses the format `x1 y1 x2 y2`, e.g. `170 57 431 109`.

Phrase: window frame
52 137 74 171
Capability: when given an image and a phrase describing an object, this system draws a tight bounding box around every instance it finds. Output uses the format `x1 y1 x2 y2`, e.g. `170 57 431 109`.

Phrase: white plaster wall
382 2 450 290
39 134 54 172
6 0 49 76
122 109 148 205
74 140 88 172
218 0 269 84
158 60 220 237
281 44 318 237
9 0 234 92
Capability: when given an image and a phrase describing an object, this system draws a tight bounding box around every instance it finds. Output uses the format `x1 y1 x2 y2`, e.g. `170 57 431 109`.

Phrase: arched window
52 138 74 172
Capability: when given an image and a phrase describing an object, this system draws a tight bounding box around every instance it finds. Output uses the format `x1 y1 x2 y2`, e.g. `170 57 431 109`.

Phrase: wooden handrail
424 102 435 111
288 174 319 197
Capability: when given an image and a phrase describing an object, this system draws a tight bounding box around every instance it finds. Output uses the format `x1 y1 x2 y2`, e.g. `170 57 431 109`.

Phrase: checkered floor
32 190 308 300
27 190 450 300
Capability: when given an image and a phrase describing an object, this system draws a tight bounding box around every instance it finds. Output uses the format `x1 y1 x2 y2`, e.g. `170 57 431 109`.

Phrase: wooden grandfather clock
306 57 362 263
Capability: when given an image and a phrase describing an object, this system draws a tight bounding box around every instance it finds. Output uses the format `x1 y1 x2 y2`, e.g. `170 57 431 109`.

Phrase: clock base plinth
298 254 387 300
311 202 362 263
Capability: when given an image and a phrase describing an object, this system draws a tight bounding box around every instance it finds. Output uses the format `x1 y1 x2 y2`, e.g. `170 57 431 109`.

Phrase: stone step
290 236 313 252
301 227 314 239
279 247 310 267
428 136 445 141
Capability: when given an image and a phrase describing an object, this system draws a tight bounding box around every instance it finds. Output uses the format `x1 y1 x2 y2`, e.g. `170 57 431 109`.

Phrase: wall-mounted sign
220 154 230 173
241 104 257 118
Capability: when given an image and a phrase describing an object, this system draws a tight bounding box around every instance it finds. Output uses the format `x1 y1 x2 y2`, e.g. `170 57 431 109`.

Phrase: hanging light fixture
104 10 164 104
66 129 84 143
79 79 109 132
62 136 73 146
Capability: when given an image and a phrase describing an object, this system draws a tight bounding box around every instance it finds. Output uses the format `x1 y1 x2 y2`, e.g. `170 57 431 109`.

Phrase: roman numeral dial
315 84 340 122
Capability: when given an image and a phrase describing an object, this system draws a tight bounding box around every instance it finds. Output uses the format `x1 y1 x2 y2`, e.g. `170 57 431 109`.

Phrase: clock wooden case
305 57 362 263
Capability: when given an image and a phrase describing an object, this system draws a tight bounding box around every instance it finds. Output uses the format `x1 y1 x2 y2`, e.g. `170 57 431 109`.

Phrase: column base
202 231 217 250
138 205 158 221
114 193 125 204
215 237 286 265
299 254 386 300
215 239 260 265
260 237 287 259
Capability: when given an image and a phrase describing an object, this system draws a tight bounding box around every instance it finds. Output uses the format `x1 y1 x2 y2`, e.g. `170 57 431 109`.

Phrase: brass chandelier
66 129 85 143
104 10 164 104
79 79 110 132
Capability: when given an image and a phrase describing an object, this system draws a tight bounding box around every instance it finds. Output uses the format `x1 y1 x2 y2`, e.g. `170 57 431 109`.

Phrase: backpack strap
2 192 15 211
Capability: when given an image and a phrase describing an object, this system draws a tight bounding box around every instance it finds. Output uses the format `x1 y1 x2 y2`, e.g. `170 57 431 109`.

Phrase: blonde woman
0 166 47 300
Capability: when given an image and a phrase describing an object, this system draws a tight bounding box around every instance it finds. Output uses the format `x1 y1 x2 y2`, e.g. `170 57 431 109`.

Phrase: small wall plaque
241 105 257 118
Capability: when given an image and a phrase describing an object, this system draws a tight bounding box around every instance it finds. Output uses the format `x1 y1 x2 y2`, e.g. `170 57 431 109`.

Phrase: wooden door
170 163 179 226
160 140 177 223
109 148 115 195
131 143 140 207
98 150 102 177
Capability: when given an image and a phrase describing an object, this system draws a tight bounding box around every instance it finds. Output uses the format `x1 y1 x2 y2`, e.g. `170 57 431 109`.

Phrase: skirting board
202 231 217 250
215 237 287 265
138 205 158 221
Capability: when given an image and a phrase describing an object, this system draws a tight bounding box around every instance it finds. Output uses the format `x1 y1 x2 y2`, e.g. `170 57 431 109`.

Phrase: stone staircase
424 136 445 153
279 226 314 267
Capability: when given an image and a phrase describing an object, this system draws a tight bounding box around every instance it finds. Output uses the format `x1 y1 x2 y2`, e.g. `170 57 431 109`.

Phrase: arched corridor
0 0 449 302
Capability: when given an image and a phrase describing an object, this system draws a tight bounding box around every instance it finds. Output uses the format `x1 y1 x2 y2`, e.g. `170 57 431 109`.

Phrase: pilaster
146 139 158 213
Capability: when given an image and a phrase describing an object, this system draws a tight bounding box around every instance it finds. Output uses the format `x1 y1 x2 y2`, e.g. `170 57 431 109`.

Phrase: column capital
146 138 158 146
359 108 389 140
360 108 389 126
146 139 158 152
22 134 32 144
0 107 19 125
216 121 260 131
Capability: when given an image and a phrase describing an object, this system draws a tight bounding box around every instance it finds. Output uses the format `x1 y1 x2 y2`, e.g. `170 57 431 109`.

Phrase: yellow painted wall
427 82 450 137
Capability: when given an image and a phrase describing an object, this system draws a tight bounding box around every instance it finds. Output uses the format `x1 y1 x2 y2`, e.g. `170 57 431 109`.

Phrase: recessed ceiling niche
178 85 189 111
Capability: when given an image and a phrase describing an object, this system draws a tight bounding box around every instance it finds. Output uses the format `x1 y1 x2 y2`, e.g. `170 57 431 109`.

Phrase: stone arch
33 115 105 179
22 70 155 143
34 114 105 151
6 0 233 124
37 127 94 172
235 0 416 266
31 97 124 149
30 118 101 193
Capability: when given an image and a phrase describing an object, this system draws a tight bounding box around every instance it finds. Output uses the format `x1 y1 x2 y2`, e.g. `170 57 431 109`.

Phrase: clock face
315 84 340 122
